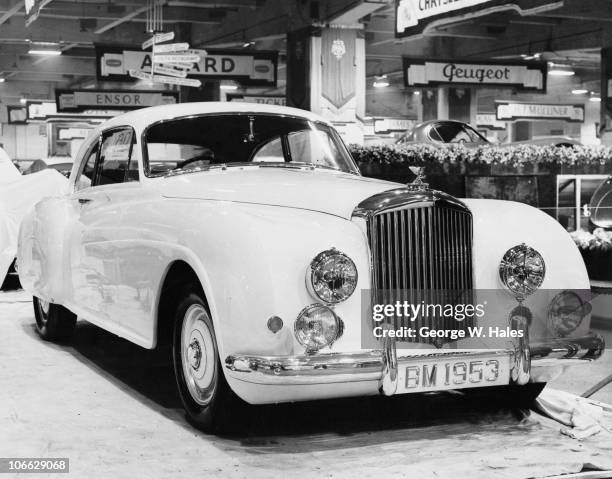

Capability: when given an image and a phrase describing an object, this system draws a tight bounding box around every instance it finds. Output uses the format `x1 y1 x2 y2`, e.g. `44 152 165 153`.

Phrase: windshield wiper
164 163 228 177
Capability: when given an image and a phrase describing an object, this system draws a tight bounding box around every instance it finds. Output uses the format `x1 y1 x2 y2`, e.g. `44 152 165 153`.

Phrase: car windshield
144 113 359 177
433 122 488 144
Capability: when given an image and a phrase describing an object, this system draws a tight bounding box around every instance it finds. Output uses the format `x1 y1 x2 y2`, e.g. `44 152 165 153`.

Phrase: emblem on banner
331 39 346 60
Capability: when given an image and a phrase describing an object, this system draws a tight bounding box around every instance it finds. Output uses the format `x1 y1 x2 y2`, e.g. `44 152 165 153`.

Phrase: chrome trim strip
224 334 604 386
352 188 468 218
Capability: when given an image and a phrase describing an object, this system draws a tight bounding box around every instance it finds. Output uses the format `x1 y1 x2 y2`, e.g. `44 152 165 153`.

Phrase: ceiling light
590 95 601 103
20 97 27 104
373 75 389 88
0 78 5 83
242 41 255 48
28 49 62 55
521 53 541 61
572 89 588 95
220 83 238 90
548 63 574 76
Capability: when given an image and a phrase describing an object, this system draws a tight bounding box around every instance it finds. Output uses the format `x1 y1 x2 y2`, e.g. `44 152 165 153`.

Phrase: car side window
427 126 443 142
96 128 137 186
75 141 99 191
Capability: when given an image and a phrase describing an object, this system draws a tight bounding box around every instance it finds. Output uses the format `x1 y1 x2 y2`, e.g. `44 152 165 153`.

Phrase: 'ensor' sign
403 58 547 92
395 0 564 38
56 90 179 112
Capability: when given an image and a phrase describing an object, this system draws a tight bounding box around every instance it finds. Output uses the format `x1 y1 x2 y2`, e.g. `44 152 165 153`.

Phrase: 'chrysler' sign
496 102 585 122
404 58 547 92
396 0 564 38
56 90 179 112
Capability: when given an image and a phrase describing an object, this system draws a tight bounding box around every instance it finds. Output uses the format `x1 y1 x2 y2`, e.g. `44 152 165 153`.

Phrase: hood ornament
406 166 429 192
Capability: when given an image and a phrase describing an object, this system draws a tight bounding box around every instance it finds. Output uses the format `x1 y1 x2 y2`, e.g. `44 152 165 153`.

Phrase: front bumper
224 334 605 392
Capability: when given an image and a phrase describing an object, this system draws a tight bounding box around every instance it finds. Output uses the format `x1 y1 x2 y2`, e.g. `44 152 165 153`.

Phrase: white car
17 103 604 432
0 148 67 287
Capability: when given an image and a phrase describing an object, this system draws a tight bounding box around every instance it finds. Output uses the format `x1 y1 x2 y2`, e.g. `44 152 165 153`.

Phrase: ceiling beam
0 0 21 26
192 0 381 47
94 5 149 34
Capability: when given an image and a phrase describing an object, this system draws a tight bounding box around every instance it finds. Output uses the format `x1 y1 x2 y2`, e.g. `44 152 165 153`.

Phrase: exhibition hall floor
1 290 612 479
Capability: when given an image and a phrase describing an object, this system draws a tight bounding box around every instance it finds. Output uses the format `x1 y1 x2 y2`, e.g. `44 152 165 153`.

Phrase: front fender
174 201 371 361
464 199 592 342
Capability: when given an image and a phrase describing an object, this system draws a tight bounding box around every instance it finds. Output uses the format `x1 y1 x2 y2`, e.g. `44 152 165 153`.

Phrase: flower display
571 228 612 253
348 143 612 168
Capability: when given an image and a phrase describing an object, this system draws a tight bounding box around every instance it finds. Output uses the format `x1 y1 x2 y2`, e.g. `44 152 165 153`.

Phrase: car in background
0 148 68 289
23 156 73 177
397 120 581 148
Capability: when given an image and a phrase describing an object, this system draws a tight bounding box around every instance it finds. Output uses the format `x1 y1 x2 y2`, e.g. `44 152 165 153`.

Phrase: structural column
287 25 365 144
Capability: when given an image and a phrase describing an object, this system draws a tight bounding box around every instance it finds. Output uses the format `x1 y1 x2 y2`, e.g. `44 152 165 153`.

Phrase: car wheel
172 290 242 433
33 296 77 342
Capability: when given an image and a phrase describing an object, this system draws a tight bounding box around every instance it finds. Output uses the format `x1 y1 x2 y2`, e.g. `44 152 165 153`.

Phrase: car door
69 126 138 330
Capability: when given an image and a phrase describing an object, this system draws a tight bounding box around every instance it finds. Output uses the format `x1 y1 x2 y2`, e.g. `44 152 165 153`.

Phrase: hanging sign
476 114 506 130
128 69 202 87
374 118 415 134
496 101 585 122
152 42 190 54
396 0 564 38
26 101 57 120
152 53 201 64
56 89 179 112
96 45 278 86
141 31 175 50
403 58 547 92
25 0 55 26
153 65 188 77
226 94 286 106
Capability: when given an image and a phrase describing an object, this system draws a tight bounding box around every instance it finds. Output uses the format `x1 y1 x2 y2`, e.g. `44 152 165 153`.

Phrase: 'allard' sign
496 101 585 123
396 0 564 38
403 58 547 92
96 45 278 87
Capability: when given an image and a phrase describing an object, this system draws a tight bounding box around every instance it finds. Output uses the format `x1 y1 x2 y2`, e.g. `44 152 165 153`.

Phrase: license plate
396 355 511 393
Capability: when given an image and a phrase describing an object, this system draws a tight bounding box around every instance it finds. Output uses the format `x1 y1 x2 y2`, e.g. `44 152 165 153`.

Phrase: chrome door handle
78 198 92 205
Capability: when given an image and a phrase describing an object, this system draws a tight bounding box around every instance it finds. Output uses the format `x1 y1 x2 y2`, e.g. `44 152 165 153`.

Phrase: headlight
294 304 343 353
548 291 590 337
307 249 358 304
499 244 545 298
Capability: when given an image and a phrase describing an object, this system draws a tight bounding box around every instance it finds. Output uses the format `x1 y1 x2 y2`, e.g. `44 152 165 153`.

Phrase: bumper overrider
225 334 605 393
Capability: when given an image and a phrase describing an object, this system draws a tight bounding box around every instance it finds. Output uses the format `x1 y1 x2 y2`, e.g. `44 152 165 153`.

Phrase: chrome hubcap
188 339 202 370
181 304 216 406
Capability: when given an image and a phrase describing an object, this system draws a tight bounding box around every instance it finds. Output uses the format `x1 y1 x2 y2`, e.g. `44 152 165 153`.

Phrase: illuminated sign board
56 89 179 112
403 58 547 92
496 101 585 122
395 0 564 38
96 45 278 86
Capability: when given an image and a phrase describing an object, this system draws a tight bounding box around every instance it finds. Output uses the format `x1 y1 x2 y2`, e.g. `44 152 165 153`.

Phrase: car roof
416 120 465 128
95 101 330 133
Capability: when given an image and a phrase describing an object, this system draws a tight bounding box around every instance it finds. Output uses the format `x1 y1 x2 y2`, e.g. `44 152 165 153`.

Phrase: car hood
158 167 401 219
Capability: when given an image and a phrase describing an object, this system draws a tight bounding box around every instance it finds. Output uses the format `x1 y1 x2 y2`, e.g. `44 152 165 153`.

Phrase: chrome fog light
294 304 344 353
499 243 545 299
307 249 358 304
548 291 590 337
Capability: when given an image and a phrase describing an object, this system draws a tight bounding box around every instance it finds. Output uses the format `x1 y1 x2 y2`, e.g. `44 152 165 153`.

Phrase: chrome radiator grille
367 204 474 344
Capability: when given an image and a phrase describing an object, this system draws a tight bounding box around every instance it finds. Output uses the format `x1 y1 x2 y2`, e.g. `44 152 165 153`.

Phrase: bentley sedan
17 103 603 432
